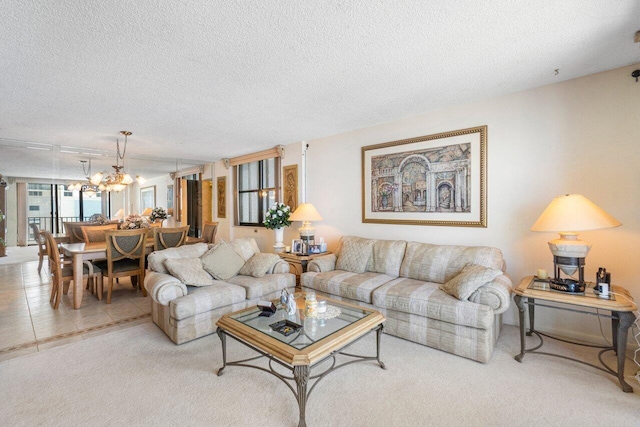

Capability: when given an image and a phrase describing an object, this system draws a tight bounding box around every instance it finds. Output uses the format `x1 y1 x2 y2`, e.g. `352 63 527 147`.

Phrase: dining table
59 236 206 309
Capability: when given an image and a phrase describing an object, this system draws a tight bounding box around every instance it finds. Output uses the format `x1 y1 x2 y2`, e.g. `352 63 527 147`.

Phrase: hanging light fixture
68 160 106 195
89 131 145 192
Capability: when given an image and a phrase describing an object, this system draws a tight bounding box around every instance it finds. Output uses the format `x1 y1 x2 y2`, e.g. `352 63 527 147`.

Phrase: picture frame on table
362 125 487 228
291 239 303 254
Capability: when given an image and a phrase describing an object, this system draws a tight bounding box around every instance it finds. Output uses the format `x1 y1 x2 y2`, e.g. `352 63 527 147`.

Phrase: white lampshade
142 207 153 216
89 172 103 186
113 208 125 220
121 174 134 185
531 194 621 233
289 203 323 222
531 194 621 277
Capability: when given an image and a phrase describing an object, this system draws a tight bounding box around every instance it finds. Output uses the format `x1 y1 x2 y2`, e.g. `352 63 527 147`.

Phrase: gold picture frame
283 164 298 212
217 177 226 218
362 125 487 227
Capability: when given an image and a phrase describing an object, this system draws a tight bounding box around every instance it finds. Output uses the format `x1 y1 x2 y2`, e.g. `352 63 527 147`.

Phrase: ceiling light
89 131 145 192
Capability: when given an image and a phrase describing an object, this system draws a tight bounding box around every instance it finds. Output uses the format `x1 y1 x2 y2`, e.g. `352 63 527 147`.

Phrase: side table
513 276 637 392
278 252 332 287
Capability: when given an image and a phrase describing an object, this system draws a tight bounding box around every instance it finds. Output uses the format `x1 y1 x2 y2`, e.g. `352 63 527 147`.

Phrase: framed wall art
166 185 174 210
283 164 298 212
217 176 226 218
140 186 156 213
362 125 487 227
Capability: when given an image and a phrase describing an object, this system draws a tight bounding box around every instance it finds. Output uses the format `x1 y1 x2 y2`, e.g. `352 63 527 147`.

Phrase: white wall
305 64 640 341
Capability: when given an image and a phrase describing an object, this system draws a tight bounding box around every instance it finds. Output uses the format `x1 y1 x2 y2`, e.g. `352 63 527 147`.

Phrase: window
236 157 279 226
28 191 43 196
29 205 40 211
63 191 72 197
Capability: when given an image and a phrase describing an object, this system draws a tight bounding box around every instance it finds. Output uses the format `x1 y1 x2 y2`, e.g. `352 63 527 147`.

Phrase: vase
273 227 285 252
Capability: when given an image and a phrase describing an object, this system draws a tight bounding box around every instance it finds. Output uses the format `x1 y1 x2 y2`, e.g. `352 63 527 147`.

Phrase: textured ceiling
1 1 639 180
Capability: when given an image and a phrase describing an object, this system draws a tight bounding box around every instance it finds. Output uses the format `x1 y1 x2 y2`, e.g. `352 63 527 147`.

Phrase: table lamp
142 207 153 217
113 208 125 221
289 203 323 254
530 194 621 292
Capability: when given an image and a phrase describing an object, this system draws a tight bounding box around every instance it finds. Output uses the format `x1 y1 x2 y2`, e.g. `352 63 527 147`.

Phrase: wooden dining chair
41 230 103 308
63 222 88 243
30 223 47 273
153 225 189 251
149 222 162 229
80 223 119 243
202 221 219 244
102 229 149 304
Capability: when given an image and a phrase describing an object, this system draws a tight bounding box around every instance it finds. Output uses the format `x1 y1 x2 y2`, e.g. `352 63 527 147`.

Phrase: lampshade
113 208 125 220
531 194 621 232
289 203 323 222
142 207 153 216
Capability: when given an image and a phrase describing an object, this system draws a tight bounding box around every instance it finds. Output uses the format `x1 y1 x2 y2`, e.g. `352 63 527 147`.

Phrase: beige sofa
301 236 512 363
144 239 296 344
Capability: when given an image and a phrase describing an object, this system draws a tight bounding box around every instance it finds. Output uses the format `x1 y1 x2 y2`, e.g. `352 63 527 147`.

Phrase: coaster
316 305 341 320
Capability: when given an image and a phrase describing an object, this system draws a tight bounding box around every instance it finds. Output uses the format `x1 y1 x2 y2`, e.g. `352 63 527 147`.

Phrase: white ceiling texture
1 1 639 181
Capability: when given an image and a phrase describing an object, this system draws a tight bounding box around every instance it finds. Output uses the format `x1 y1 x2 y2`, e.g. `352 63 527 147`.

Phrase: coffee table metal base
216 324 385 427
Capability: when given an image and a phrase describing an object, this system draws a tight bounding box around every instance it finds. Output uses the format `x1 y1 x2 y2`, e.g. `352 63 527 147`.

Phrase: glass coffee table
215 294 386 427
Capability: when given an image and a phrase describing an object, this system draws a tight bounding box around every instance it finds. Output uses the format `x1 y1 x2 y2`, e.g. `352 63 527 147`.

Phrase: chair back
104 229 149 264
81 223 119 243
40 230 62 276
202 221 219 244
149 222 162 228
30 223 45 246
153 225 189 251
63 221 94 243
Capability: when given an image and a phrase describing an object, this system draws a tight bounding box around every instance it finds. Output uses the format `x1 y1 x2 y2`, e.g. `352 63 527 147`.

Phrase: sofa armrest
144 271 188 306
267 259 290 274
468 273 513 314
307 254 337 272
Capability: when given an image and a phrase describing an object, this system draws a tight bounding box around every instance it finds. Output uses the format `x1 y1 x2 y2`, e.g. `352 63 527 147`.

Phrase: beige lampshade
142 207 153 216
289 203 323 222
113 208 125 220
531 194 621 232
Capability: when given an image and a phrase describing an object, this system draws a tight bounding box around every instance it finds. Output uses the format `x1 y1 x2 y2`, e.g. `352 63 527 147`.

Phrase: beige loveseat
144 239 296 344
301 236 512 363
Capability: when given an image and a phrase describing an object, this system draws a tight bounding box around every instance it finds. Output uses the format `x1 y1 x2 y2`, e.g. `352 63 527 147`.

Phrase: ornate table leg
611 313 619 354
514 295 526 362
216 327 227 376
615 311 635 392
294 365 309 427
527 297 535 336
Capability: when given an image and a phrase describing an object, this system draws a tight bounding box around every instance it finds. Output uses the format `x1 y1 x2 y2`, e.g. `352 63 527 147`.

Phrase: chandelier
68 160 103 195
88 131 144 192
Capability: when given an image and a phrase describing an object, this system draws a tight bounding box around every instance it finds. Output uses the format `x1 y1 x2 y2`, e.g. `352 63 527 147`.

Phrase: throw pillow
335 237 375 274
238 253 282 278
164 258 216 287
200 240 246 280
440 264 502 300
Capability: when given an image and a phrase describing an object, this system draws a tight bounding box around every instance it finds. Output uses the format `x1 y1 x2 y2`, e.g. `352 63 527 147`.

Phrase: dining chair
41 230 103 308
102 229 149 304
80 223 119 243
153 225 189 251
30 223 47 273
63 221 90 243
202 221 219 244
149 222 162 228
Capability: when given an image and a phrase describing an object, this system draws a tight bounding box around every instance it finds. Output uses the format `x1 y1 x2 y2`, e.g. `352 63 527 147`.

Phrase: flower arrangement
149 207 167 223
88 213 110 225
121 214 150 229
263 202 291 230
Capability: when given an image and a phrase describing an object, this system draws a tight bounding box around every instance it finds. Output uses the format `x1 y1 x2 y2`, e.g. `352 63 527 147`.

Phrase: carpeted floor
0 322 638 426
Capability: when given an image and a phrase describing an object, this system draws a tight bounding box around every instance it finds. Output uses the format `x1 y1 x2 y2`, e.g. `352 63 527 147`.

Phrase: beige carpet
0 323 638 426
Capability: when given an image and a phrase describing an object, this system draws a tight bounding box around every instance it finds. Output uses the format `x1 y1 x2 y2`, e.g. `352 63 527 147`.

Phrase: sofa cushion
399 242 504 284
147 243 210 274
226 273 295 299
229 238 261 261
164 258 216 287
170 282 247 321
201 241 246 280
302 270 393 304
335 236 375 274
372 278 494 330
369 239 407 277
440 264 503 300
239 253 282 278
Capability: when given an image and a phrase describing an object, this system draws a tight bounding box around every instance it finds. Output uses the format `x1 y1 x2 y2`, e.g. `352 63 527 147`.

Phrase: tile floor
0 259 152 362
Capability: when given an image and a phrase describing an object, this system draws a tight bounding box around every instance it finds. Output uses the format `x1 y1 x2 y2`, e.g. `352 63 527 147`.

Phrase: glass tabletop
230 296 372 350
528 278 616 301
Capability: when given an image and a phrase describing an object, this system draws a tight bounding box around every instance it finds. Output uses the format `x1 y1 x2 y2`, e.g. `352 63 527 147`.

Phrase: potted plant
149 207 167 223
263 202 291 252
0 237 6 258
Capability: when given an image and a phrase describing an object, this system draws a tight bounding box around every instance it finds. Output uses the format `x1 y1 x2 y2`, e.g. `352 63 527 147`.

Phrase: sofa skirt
151 288 292 345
